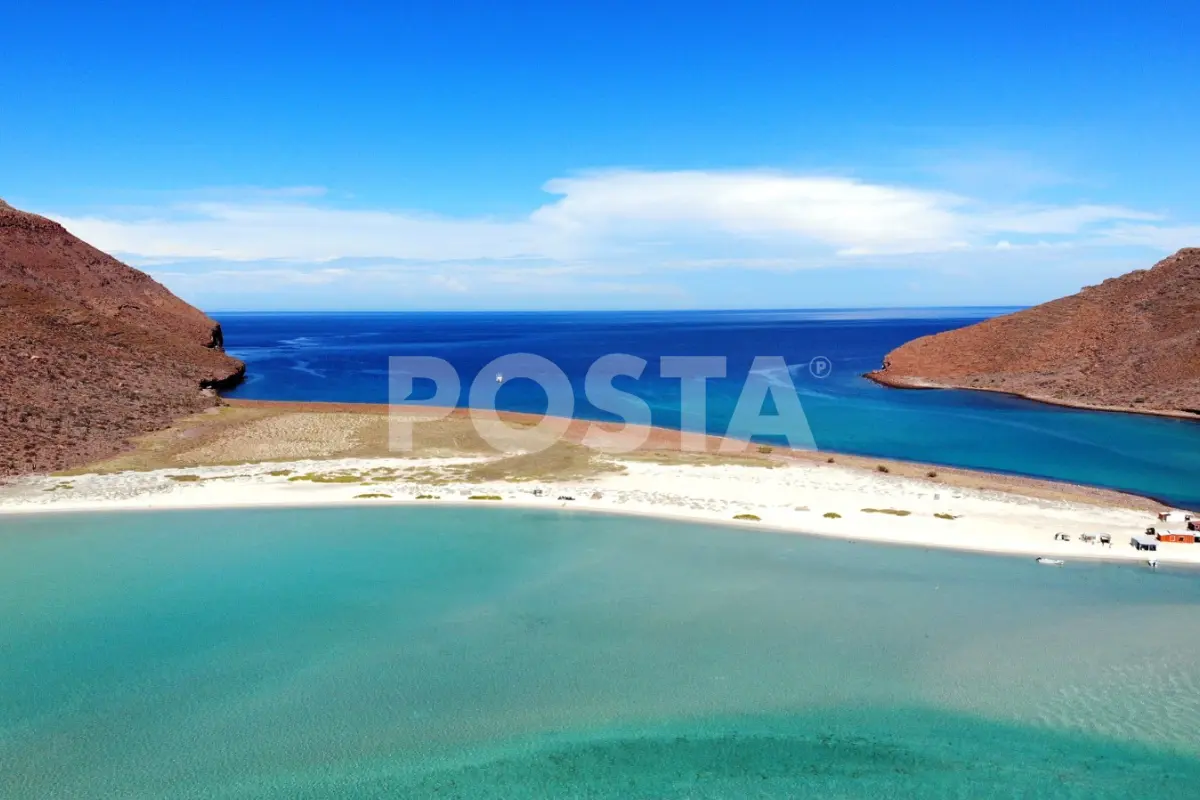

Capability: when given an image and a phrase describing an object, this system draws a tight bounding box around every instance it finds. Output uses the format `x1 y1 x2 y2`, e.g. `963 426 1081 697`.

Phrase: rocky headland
867 248 1200 418
0 199 244 475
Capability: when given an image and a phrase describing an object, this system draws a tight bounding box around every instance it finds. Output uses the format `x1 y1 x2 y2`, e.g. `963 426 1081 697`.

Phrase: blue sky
3 1 1197 310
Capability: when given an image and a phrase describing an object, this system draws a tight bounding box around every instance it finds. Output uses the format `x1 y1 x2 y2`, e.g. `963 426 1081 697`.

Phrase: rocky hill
1 199 244 475
867 248 1200 417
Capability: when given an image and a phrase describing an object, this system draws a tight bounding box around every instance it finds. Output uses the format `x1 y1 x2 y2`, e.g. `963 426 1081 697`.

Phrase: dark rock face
867 249 1200 416
0 200 245 475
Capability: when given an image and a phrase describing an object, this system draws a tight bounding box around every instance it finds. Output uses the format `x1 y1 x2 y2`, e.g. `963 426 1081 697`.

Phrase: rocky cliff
0 199 244 475
867 248 1200 417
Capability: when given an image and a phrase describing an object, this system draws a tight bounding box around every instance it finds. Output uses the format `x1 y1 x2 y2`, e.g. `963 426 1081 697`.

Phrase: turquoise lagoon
2 506 1200 798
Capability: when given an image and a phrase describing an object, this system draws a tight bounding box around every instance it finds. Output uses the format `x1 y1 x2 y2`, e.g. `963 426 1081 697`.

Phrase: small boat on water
495 372 504 384
1148 558 1159 570
1036 557 1065 566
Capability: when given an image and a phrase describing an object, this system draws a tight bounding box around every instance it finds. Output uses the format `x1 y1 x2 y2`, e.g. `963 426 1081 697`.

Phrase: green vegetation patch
934 512 960 520
823 512 842 519
354 493 392 499
167 474 202 482
464 442 625 483
287 472 364 483
267 469 293 476
622 450 775 469
415 494 440 500
468 495 503 501
400 467 456 485
733 513 761 521
861 508 912 516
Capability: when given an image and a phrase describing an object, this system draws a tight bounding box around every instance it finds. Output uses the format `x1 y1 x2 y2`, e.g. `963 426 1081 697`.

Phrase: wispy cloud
975 204 1160 236
1093 222 1200 251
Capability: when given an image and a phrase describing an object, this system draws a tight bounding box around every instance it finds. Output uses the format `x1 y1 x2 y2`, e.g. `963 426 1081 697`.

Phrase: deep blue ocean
218 310 1200 508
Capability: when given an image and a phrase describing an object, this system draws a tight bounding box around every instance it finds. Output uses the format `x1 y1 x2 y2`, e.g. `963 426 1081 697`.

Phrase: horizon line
208 305 1027 315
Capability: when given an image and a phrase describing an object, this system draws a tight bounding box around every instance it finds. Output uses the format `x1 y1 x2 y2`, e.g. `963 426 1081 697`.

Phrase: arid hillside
0 199 244 475
867 248 1200 417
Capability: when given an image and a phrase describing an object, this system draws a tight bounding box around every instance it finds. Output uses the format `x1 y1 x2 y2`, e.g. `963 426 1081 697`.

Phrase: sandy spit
3 456 1195 567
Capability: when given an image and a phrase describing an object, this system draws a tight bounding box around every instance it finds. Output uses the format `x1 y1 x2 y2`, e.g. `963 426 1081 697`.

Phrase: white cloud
44 170 1193 277
533 171 969 256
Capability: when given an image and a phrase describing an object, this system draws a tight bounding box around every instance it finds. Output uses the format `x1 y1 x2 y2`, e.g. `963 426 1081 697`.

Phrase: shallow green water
2 506 1199 798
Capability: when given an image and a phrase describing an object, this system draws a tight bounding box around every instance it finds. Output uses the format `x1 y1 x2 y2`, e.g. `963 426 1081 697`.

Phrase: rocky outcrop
1 199 244 475
867 249 1200 417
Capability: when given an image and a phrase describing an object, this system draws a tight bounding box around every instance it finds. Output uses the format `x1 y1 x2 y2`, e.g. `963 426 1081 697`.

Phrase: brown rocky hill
867 248 1200 417
1 199 244 476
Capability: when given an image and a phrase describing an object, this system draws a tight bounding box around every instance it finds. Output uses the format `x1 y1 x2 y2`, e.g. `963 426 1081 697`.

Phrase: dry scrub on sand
68 404 642 479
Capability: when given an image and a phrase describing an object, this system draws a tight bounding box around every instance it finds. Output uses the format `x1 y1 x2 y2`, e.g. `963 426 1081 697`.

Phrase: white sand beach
4 455 1196 567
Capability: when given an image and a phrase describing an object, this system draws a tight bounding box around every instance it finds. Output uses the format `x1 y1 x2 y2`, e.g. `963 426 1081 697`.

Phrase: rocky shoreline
864 370 1200 421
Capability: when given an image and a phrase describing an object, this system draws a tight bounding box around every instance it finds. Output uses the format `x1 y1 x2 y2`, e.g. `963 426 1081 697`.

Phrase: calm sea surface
218 310 1200 507
2 506 1198 798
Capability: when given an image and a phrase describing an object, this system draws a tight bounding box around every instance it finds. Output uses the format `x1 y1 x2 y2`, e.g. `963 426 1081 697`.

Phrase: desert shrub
876 465 890 474
354 493 391 499
862 508 911 516
826 457 835 463
934 513 959 520
167 474 201 482
416 494 440 500
468 495 502 501
824 512 842 519
268 469 293 476
733 513 761 521
757 445 773 454
288 473 362 483
926 470 938 478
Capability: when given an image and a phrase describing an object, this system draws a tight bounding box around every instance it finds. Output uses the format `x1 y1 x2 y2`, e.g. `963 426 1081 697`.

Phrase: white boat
495 372 504 384
1036 557 1065 566
1148 558 1159 570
